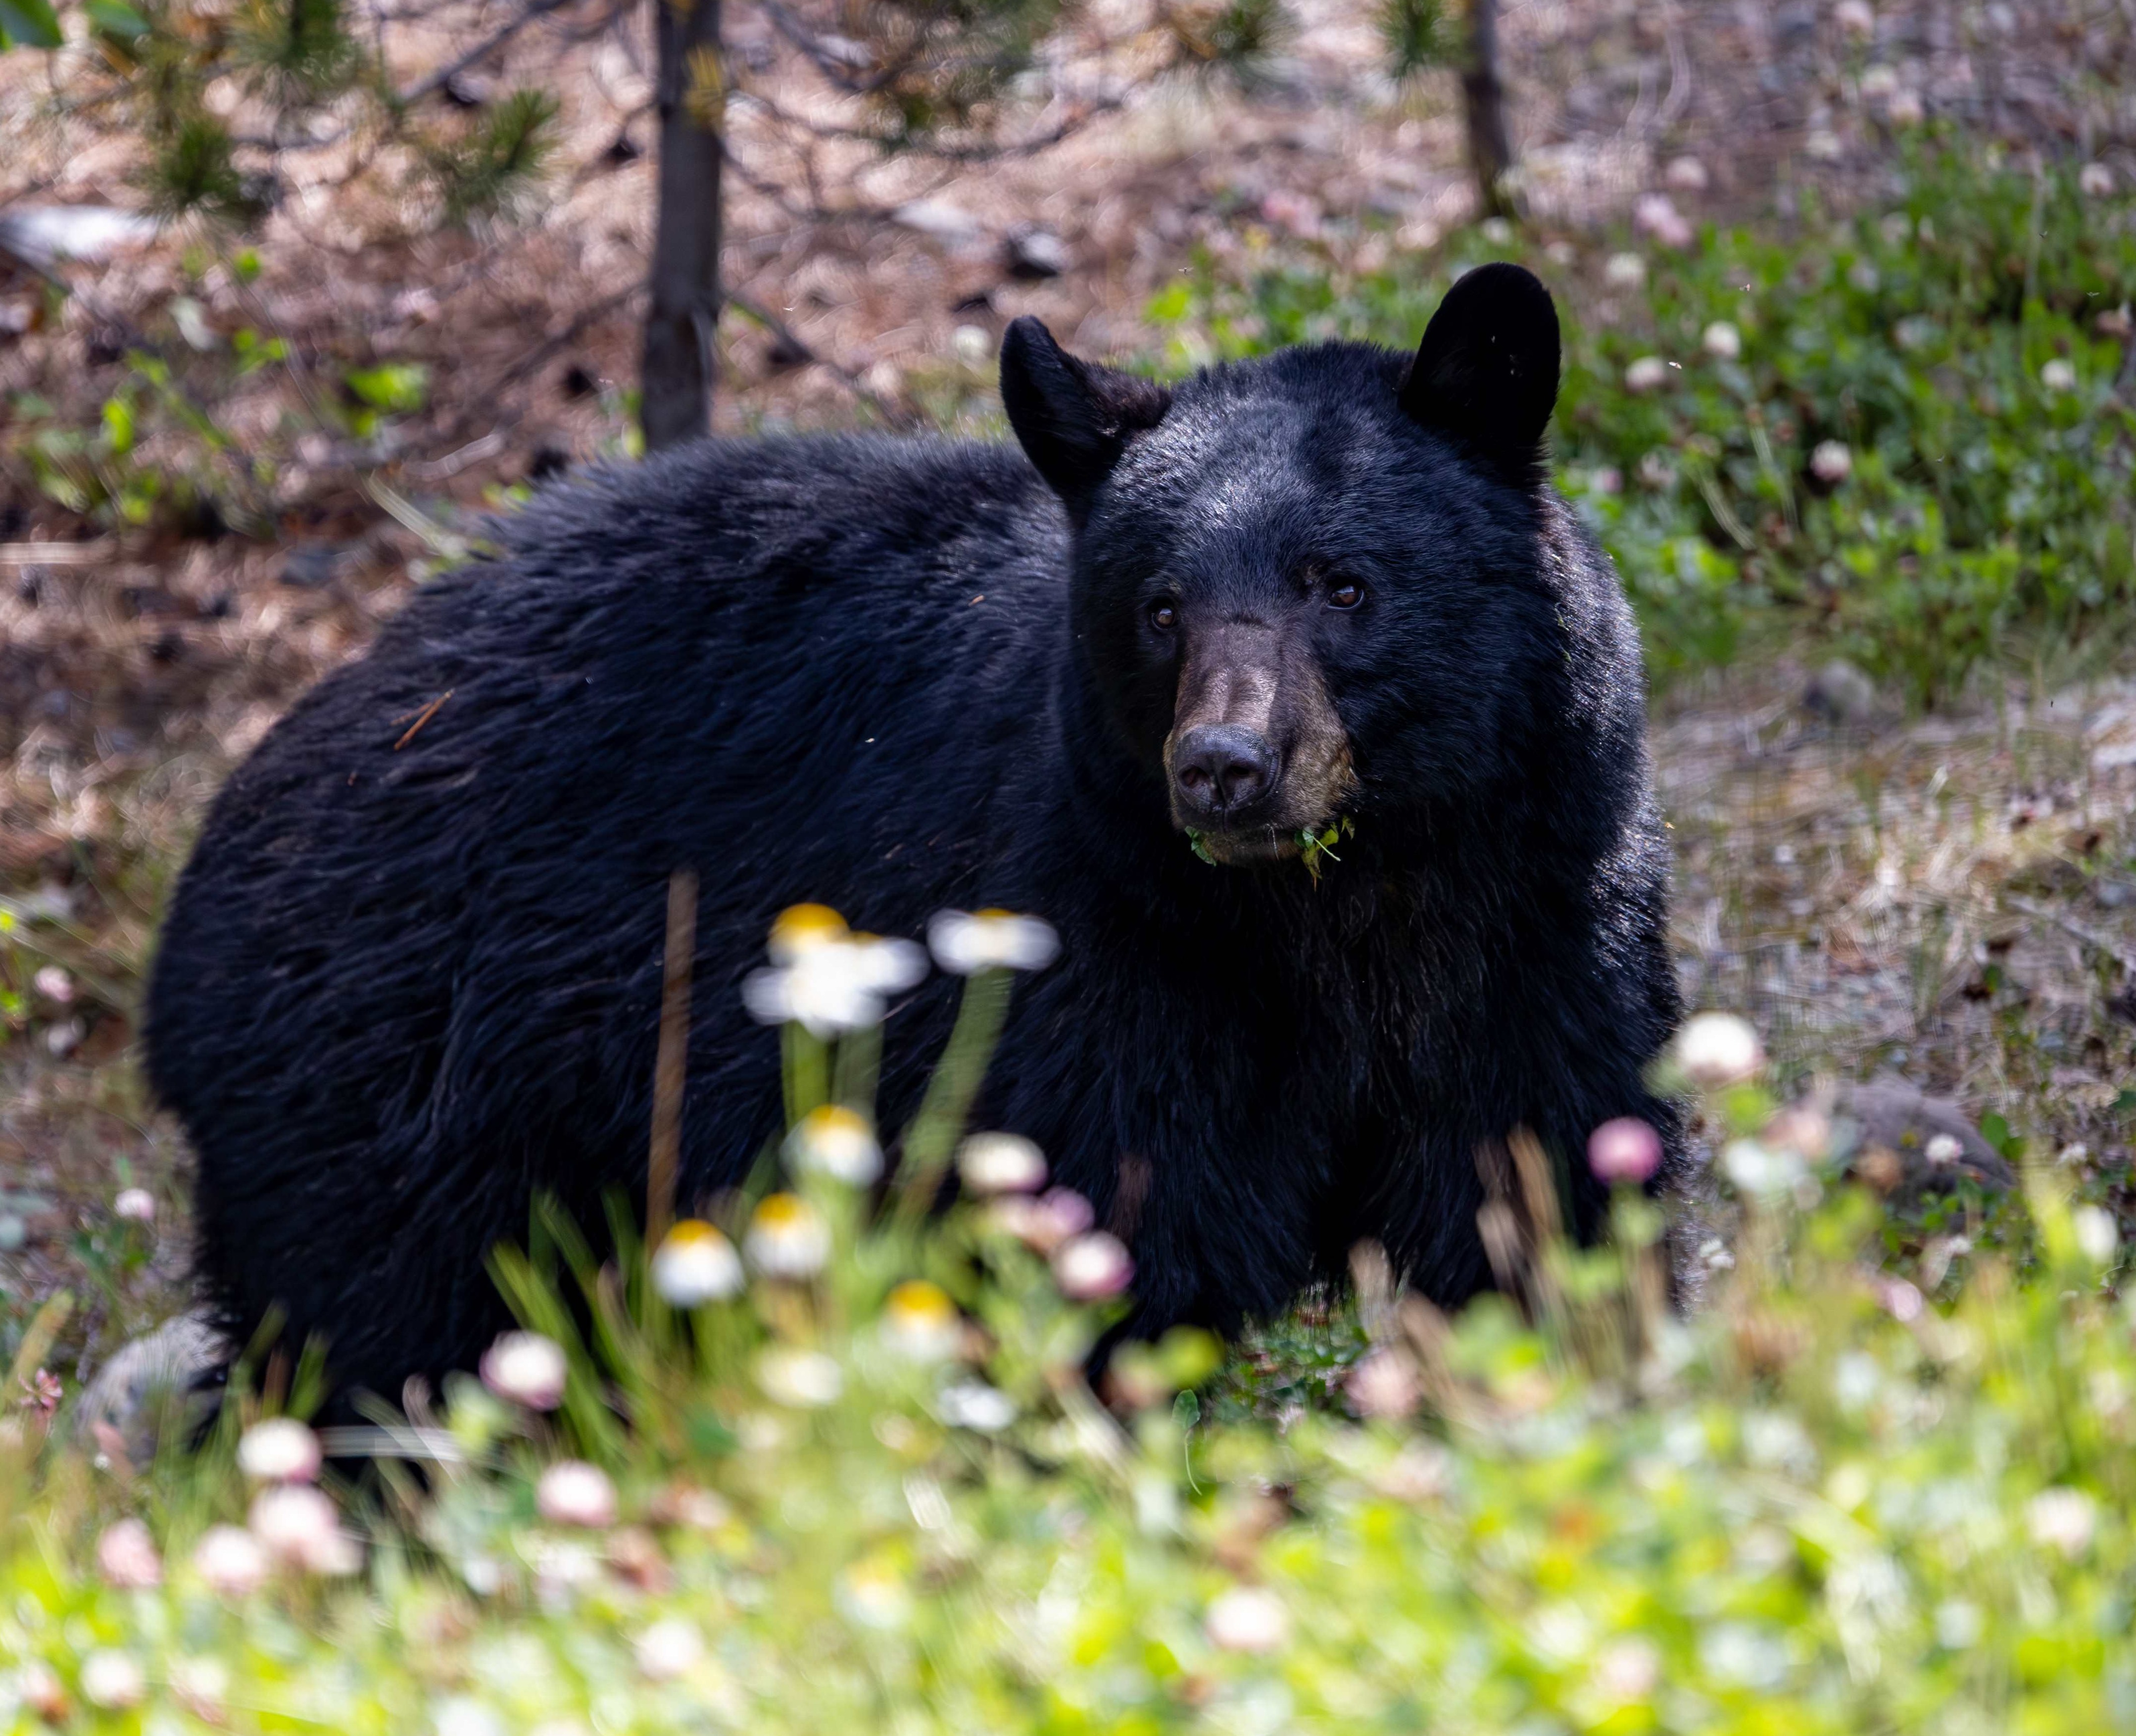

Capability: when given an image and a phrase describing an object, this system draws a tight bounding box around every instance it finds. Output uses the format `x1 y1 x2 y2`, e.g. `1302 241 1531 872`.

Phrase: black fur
146 266 1683 1409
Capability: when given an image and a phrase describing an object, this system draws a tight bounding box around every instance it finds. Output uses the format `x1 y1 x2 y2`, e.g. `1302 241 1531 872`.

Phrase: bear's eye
1147 599 1178 631
1326 580 1365 610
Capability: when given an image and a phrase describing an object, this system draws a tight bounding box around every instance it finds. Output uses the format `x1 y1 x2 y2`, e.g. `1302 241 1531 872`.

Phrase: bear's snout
1163 618 1355 856
1171 723 1277 822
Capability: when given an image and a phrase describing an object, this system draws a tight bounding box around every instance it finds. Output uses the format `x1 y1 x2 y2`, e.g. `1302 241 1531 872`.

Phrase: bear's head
1001 263 1568 865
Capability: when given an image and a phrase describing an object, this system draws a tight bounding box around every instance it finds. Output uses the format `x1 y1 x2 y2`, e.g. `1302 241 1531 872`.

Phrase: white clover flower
237 1417 323 1484
1589 1117 1663 1183
112 1188 155 1223
786 1104 883 1186
1205 1586 1290 1653
957 1132 1048 1196
990 1186 1094 1253
1372 1439 1454 1501
1053 1231 1134 1301
435 1698 508 1736
249 1484 359 1573
480 1331 568 1411
1603 251 1647 288
1665 155 1709 191
838 1558 914 1630
1876 1276 1924 1323
1701 320 1742 361
1834 0 1874 37
14 1662 67 1722
172 1658 230 1724
936 1380 1017 1432
927 909 1059 974
745 1193 831 1278
1809 440 1853 483
1925 1132 1962 1165
881 1280 963 1361
78 1650 145 1710
535 1460 618 1528
2080 162 2115 198
1632 192 1692 248
1887 89 1923 125
2040 358 2078 393
2073 1205 2120 1267
634 1617 705 1681
1723 1139 1803 1199
1674 1012 1764 1087
32 964 74 1003
652 1219 746 1304
531 1538 601 1608
1858 64 1898 99
193 1524 269 1597
756 1346 844 1408
96 1517 162 1590
2027 1486 2097 1557
1936 1599 1984 1649
1592 1637 1661 1701
1623 355 1669 393
1344 1346 1421 1418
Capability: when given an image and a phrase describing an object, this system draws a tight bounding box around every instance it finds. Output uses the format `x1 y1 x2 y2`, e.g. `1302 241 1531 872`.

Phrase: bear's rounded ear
1000 316 1172 519
1397 262 1560 477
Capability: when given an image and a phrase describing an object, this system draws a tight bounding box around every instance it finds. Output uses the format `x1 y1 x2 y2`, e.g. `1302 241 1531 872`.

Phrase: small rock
279 543 352 589
441 70 494 108
1802 658 1876 724
1002 226 1069 280
1833 1080 2015 1199
74 1313 226 1470
894 199 982 242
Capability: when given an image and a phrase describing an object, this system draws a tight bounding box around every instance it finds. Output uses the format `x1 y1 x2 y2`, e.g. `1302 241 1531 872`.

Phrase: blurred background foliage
1158 144 2136 702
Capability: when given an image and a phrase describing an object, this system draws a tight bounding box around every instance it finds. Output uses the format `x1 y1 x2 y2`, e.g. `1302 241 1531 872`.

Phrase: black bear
146 263 1682 1409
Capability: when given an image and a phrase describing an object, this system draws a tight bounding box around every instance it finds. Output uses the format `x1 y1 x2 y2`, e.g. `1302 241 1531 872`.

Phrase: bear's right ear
1000 316 1172 519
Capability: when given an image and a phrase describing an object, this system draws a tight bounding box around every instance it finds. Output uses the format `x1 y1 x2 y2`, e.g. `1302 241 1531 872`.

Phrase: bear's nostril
1173 723 1277 819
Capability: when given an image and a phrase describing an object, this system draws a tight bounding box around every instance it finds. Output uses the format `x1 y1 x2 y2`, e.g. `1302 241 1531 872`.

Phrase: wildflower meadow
4 903 2134 1734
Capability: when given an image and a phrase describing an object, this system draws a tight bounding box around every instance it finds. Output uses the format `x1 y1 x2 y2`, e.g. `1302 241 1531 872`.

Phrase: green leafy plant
0 0 60 50
1379 0 1452 81
425 88 563 229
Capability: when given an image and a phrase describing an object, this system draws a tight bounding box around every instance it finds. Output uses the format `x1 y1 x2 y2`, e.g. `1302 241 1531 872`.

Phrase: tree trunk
640 0 725 449
1461 0 1514 220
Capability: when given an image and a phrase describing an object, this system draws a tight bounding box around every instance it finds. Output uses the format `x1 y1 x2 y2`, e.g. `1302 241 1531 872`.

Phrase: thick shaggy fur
147 273 1682 1408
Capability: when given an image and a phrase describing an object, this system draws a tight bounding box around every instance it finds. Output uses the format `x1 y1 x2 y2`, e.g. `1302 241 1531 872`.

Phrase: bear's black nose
1173 723 1277 821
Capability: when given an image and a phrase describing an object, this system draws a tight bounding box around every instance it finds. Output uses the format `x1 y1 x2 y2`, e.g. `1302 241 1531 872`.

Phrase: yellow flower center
801 1104 871 1141
885 1279 955 1327
770 903 849 959
753 1193 814 1230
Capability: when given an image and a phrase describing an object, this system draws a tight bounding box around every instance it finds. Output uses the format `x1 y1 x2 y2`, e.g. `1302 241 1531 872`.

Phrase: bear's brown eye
1148 599 1177 630
1327 580 1364 610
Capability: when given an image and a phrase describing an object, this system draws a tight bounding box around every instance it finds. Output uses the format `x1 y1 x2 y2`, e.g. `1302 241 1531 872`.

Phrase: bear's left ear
1001 316 1173 520
1398 262 1561 476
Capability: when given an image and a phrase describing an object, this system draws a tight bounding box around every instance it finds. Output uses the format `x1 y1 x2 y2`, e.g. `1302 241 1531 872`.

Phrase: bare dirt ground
4 0 2134 1383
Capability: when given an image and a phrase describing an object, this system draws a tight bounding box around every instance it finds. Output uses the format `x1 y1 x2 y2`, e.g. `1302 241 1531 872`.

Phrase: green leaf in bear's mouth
1185 828 1218 867
1297 815 1354 885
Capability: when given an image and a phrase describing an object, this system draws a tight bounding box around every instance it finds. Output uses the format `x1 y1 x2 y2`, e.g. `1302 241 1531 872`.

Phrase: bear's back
145 434 1071 1203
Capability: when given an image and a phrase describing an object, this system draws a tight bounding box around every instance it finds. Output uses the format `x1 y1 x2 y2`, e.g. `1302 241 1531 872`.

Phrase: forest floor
4 0 2134 1385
